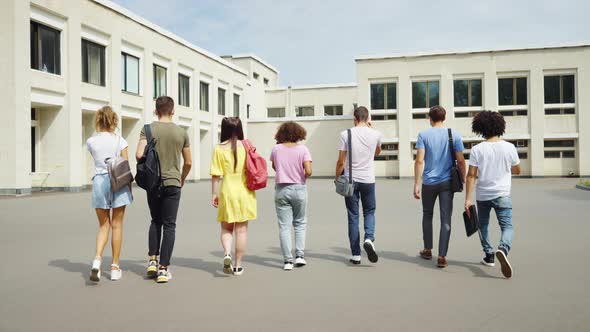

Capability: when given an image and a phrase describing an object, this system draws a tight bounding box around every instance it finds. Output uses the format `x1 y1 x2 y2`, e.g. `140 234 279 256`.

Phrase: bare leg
94 209 111 259
234 221 249 267
110 206 126 266
220 222 235 256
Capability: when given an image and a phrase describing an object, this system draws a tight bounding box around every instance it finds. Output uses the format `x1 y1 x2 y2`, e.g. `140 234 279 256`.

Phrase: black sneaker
481 253 495 267
495 248 513 278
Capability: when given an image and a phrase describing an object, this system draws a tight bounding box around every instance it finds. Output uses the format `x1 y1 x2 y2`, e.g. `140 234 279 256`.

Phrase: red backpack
241 139 268 191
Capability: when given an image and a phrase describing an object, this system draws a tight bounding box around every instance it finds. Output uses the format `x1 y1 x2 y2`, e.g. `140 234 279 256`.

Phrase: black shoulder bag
448 128 464 193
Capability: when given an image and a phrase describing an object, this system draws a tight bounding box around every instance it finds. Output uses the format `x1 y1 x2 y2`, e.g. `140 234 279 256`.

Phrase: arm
211 176 221 208
413 149 425 199
304 161 312 178
271 161 276 172
464 166 478 214
375 146 382 157
120 147 129 161
335 151 347 181
455 152 467 183
135 139 147 161
512 164 521 175
180 147 192 187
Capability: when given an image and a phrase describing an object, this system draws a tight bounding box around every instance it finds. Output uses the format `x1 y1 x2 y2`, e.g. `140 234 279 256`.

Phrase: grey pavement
1 178 589 331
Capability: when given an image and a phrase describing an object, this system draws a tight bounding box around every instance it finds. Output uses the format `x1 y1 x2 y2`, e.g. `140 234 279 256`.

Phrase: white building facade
1 0 588 195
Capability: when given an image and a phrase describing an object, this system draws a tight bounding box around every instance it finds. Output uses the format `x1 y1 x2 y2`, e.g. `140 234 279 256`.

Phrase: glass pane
386 83 396 109
516 77 527 105
562 151 575 158
233 94 240 117
178 75 190 106
412 82 426 108
200 82 209 111
87 43 102 85
370 84 384 110
121 54 125 90
296 106 314 117
31 127 36 172
218 89 225 115
454 80 468 106
470 79 482 106
125 55 139 94
268 108 285 118
40 26 59 74
544 151 561 158
544 76 560 104
498 78 514 106
154 66 167 98
562 75 575 103
428 81 439 107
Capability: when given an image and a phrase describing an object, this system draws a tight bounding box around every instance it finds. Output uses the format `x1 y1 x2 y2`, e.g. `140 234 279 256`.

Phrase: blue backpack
135 124 161 193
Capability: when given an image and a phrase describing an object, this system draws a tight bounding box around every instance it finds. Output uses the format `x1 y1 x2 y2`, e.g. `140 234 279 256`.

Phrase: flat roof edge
266 83 357 91
223 54 279 74
92 0 248 76
355 42 590 61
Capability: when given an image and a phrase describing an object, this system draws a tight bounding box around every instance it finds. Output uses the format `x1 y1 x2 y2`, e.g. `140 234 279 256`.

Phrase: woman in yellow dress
210 117 257 276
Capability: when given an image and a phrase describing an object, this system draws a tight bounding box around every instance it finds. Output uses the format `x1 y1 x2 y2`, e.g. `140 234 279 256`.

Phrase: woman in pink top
270 121 313 270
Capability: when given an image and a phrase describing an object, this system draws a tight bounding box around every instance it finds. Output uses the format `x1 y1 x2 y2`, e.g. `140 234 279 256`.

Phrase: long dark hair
220 117 244 171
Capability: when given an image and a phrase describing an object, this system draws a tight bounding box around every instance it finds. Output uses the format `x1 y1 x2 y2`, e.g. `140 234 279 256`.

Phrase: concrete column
397 75 413 177
577 65 589 176
440 71 455 127
0 0 31 195
484 68 498 112
143 50 154 123
109 36 122 131
529 67 545 177
65 7 84 190
191 70 201 181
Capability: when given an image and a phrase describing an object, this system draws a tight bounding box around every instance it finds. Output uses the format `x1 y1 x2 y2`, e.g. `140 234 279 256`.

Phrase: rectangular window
218 88 226 115
267 107 286 118
253 72 259 80
324 105 343 116
81 39 105 86
498 77 527 106
412 113 427 119
455 111 482 118
381 143 398 151
178 74 190 107
370 83 396 110
121 53 139 94
264 78 269 86
153 65 167 99
544 140 575 148
30 21 61 75
247 104 250 119
233 94 240 117
412 81 439 108
454 79 482 107
371 114 397 121
375 155 397 161
295 106 314 117
544 75 575 104
199 82 209 112
31 109 38 173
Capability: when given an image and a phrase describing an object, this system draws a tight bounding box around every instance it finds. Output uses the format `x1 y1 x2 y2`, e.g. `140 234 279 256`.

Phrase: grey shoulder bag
335 129 355 197
106 135 134 193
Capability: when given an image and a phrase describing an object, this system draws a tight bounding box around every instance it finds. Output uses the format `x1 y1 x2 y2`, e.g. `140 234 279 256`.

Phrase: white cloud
113 0 590 85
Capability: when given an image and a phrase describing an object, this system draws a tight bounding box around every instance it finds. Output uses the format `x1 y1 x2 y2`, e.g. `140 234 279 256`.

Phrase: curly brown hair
472 111 506 139
274 121 307 144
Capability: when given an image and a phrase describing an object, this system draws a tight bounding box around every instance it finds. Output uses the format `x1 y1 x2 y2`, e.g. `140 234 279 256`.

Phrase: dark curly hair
275 121 307 144
472 111 506 139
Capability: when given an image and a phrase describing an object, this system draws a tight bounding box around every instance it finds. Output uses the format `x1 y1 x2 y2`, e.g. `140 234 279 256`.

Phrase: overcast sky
112 0 590 86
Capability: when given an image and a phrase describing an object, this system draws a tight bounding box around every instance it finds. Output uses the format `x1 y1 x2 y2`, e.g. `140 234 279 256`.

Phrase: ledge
576 183 590 191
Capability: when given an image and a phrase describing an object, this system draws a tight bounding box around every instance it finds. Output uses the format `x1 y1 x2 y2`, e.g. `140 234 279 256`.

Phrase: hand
464 200 472 217
413 184 421 200
181 179 185 187
212 194 219 208
367 121 373 128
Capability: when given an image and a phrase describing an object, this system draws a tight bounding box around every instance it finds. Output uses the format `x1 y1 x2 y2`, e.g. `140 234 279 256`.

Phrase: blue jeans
345 182 376 256
477 196 513 255
275 184 308 262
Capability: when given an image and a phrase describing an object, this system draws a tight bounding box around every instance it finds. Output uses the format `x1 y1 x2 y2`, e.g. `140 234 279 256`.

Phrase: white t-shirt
339 126 382 184
469 140 520 201
86 132 129 175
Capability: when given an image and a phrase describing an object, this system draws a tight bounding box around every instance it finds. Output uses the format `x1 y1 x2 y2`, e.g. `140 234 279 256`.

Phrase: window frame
121 52 140 95
233 93 240 117
411 80 440 109
81 39 106 86
218 87 226 116
324 104 344 116
30 20 61 75
199 81 210 112
267 107 286 118
370 81 397 111
543 73 576 115
295 106 315 117
178 73 191 107
453 77 483 108
543 139 576 159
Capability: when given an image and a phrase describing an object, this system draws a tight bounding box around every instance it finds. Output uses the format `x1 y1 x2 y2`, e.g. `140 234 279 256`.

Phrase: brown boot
437 256 448 268
419 249 433 260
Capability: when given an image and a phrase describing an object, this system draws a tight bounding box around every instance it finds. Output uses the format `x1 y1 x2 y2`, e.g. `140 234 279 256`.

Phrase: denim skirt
92 173 133 209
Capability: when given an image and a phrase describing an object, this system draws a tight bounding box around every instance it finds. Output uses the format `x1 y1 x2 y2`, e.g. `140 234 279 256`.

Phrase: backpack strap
144 124 152 143
242 139 254 152
347 129 353 184
448 128 457 165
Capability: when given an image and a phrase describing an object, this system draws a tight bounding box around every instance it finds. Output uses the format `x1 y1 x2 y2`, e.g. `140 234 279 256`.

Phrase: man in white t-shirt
465 111 520 279
335 106 382 264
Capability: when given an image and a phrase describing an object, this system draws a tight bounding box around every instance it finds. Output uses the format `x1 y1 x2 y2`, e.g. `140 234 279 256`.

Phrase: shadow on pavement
48 259 99 286
211 250 284 269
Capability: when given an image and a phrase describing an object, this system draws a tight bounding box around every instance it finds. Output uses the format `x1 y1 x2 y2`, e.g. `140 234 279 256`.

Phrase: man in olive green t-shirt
136 96 192 283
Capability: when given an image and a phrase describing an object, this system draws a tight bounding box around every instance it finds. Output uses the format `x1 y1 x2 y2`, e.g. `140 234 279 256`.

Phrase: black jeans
148 186 181 266
421 181 454 257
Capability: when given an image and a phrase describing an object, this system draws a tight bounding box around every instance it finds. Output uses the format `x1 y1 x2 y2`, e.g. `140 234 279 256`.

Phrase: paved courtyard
1 178 589 331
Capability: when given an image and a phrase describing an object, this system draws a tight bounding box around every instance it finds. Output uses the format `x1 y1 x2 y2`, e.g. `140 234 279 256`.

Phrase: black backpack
136 124 161 193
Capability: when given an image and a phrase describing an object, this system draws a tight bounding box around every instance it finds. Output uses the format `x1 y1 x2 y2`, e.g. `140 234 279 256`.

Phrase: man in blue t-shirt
413 106 466 268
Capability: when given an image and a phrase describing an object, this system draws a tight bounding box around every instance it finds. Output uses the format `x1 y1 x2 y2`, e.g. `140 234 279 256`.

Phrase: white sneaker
283 262 294 271
110 264 122 281
156 268 172 283
363 239 379 263
223 254 233 274
349 255 361 265
294 257 307 267
90 258 101 282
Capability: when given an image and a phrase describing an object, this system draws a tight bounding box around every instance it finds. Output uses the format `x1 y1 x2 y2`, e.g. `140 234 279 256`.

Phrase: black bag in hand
448 128 463 193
